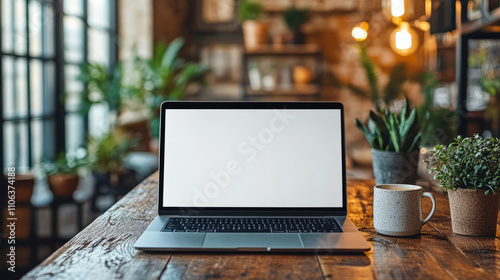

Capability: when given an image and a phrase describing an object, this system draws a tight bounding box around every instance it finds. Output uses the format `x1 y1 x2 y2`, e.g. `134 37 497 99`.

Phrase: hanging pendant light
382 0 414 21
390 22 419 56
352 22 369 42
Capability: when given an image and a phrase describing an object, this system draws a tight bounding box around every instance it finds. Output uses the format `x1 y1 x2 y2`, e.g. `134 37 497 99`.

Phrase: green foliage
355 98 422 153
75 37 206 138
87 129 138 174
330 44 407 109
425 135 500 194
126 37 207 137
40 149 88 176
480 75 500 96
283 6 310 30
76 63 123 114
238 0 263 22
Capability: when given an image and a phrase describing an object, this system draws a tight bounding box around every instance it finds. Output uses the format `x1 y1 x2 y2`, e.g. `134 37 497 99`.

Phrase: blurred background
1 0 500 276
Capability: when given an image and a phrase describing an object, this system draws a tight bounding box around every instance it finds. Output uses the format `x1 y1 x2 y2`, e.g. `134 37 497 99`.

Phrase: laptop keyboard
161 217 342 233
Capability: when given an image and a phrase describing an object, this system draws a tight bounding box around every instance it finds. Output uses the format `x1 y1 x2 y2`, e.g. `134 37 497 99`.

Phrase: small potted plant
425 134 500 236
87 128 139 210
283 6 310 44
355 98 422 184
41 148 87 198
238 0 267 49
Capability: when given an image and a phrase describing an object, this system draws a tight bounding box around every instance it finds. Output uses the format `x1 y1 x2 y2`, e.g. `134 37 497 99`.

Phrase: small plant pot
48 174 79 198
289 28 305 44
448 189 500 236
242 20 268 49
371 149 419 185
6 173 35 203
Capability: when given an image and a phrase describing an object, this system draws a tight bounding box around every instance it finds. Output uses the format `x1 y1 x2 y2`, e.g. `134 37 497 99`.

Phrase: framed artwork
194 0 239 31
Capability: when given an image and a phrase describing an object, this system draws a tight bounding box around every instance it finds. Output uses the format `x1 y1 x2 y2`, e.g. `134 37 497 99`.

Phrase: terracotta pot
242 20 268 49
448 189 500 236
5 173 35 203
48 174 79 198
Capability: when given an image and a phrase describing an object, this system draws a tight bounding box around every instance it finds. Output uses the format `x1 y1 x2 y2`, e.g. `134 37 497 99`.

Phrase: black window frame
0 0 118 173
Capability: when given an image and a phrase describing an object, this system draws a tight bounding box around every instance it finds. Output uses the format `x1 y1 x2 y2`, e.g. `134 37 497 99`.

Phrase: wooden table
23 172 500 279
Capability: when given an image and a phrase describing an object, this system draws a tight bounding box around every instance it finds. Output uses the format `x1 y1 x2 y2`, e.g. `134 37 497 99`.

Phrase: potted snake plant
355 98 422 184
425 135 500 236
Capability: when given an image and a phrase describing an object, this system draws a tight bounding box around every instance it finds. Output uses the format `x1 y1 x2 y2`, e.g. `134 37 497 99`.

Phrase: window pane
1 0 13 52
4 121 29 170
64 16 84 62
14 0 27 55
88 103 110 137
31 120 42 164
28 0 42 56
88 0 109 28
30 59 43 115
65 64 83 112
64 0 83 16
65 113 84 152
17 121 29 170
42 4 55 57
43 61 56 114
88 28 109 66
32 119 55 164
16 58 28 116
2 56 15 118
3 122 15 168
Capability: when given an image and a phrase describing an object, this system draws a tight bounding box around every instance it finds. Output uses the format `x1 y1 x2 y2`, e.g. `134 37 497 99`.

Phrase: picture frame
193 0 240 32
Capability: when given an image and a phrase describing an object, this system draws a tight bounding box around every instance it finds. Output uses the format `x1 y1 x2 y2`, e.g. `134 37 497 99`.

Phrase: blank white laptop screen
162 109 343 208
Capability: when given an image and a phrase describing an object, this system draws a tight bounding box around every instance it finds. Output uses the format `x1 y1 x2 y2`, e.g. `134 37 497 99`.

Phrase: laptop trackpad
202 233 302 249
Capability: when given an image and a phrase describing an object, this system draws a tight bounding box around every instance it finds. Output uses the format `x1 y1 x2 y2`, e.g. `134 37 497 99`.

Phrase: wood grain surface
22 173 500 280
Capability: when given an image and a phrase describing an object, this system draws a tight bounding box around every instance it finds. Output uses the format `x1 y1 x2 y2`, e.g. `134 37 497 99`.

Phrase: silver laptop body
134 101 370 252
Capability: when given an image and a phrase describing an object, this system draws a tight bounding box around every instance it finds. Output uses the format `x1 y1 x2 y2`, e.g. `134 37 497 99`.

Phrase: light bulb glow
395 28 411 50
352 27 368 41
389 22 418 56
391 0 405 17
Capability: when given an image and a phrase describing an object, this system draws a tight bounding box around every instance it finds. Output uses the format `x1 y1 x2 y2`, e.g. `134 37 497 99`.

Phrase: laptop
134 101 370 252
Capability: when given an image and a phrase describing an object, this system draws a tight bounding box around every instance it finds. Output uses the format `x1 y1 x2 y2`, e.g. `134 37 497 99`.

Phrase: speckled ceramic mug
373 184 436 236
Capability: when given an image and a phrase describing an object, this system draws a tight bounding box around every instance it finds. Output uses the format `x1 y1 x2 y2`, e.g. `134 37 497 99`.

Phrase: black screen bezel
157 101 347 216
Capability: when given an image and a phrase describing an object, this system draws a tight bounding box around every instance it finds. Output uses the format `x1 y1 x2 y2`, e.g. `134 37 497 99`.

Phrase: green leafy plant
480 75 500 96
127 37 207 137
425 135 500 194
40 149 88 176
355 98 422 153
283 6 310 30
76 62 123 114
330 44 407 109
238 0 263 22
87 129 138 174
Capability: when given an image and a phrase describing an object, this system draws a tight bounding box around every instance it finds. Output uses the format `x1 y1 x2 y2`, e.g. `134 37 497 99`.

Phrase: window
0 0 117 173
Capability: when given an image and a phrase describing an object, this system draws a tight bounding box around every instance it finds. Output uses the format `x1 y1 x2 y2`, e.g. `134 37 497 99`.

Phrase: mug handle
422 192 436 225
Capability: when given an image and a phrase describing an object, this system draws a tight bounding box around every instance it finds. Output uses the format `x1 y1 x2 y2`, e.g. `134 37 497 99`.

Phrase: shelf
461 7 500 35
246 85 320 96
262 4 356 15
244 44 321 56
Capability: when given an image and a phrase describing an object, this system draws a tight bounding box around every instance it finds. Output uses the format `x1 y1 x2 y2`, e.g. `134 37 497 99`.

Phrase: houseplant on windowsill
41 149 88 198
355 98 422 184
425 135 500 236
238 0 267 49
